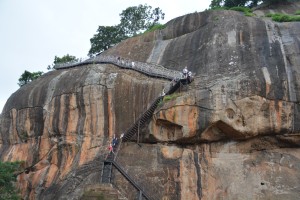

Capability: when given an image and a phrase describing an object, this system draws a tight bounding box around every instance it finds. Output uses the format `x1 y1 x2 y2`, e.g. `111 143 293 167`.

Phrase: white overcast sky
0 0 211 113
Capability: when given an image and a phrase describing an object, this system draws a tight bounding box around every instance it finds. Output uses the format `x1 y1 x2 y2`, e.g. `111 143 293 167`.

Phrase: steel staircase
100 78 188 200
55 55 192 199
122 96 163 142
104 160 153 200
122 78 184 142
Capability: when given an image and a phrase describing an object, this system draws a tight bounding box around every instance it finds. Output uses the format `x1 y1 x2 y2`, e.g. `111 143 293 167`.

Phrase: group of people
108 133 124 154
182 66 193 79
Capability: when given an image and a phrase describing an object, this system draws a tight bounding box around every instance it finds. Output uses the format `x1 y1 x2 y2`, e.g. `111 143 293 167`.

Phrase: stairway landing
81 183 127 200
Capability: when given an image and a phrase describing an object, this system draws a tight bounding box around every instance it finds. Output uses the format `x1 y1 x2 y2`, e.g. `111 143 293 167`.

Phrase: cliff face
1 2 300 200
0 65 167 199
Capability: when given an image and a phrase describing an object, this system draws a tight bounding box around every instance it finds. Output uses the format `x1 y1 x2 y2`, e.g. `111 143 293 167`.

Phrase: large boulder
1 2 300 199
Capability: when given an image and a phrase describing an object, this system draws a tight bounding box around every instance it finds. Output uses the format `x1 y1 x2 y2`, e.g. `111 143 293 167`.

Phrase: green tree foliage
0 161 21 200
18 70 43 87
48 54 79 70
88 4 165 57
88 26 127 57
144 23 167 34
53 54 78 65
210 0 288 8
210 0 224 8
119 4 165 36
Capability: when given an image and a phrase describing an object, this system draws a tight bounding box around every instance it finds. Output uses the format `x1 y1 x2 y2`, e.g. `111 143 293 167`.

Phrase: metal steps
100 78 189 199
102 160 154 200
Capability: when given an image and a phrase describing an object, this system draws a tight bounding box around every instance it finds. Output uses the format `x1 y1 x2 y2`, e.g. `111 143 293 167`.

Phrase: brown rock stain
83 87 92 135
50 147 58 166
266 83 270 96
107 89 115 139
3 143 30 162
58 95 66 134
161 146 183 159
79 137 92 165
17 173 29 198
45 164 59 188
180 149 199 200
275 101 282 132
39 137 51 161
239 30 243 45
188 107 198 136
10 109 18 143
60 144 77 178
152 99 199 141
66 94 78 135
31 166 49 191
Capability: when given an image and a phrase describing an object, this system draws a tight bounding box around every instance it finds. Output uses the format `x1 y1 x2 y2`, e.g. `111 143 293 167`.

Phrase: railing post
139 190 143 200
108 163 112 183
137 120 140 144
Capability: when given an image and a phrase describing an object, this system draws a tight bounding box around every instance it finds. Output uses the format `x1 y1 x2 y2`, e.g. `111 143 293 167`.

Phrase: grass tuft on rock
265 13 300 22
211 6 253 16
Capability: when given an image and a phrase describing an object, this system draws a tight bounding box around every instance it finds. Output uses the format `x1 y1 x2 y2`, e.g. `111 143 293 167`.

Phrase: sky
0 0 211 113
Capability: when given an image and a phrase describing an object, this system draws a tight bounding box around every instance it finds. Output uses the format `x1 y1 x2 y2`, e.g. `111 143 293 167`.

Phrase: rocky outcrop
1 2 300 200
0 64 167 199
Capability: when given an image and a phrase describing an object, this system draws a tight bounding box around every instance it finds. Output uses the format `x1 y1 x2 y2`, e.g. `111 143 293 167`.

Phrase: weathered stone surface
0 64 166 199
1 2 300 200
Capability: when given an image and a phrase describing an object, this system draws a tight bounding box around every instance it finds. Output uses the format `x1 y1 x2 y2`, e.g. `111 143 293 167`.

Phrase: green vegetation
230 6 254 16
211 6 254 16
83 191 104 200
18 70 43 87
47 54 79 70
0 161 21 200
163 93 180 103
88 25 127 57
19 131 28 142
157 93 181 107
18 4 164 82
210 0 290 9
265 13 300 22
295 10 300 15
18 54 79 86
88 4 165 56
119 5 165 36
144 23 167 33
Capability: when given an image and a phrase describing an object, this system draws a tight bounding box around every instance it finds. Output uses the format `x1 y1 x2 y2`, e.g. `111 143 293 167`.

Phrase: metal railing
54 55 183 81
54 55 191 199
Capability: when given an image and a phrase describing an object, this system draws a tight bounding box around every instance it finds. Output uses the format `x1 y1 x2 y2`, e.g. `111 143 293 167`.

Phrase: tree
18 70 43 87
210 0 224 8
119 4 165 36
47 54 79 70
209 0 288 8
0 161 21 200
210 0 260 8
88 4 165 57
88 25 127 57
224 0 249 7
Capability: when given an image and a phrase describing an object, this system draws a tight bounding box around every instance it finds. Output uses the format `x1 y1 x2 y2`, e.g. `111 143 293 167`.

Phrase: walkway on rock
54 55 183 81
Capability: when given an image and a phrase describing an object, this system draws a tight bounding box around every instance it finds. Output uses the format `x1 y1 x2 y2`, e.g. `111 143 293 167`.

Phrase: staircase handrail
122 78 184 142
122 96 163 142
102 78 188 199
105 160 154 200
54 55 182 81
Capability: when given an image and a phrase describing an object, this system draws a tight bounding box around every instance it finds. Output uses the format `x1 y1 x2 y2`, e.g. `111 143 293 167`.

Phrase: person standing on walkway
183 66 188 78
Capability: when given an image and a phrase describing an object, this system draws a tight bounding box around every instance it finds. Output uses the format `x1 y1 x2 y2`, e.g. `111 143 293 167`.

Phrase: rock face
1 2 300 200
0 65 167 199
